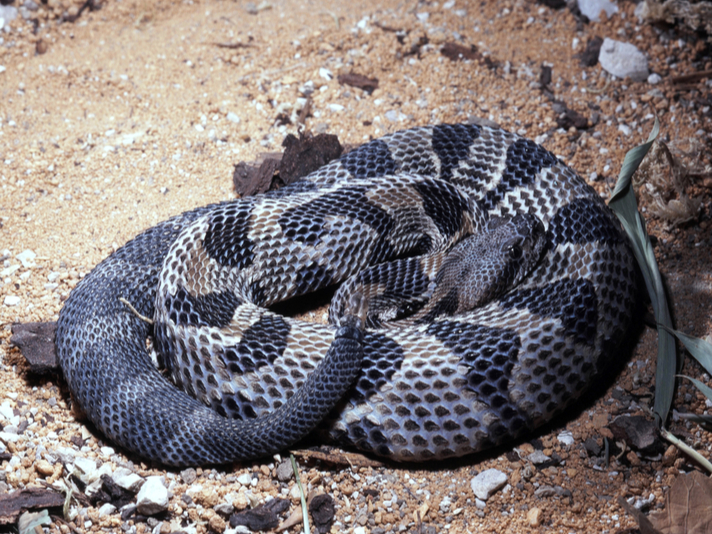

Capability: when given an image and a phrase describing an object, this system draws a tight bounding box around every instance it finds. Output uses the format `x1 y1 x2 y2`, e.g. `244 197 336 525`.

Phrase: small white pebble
3 295 20 306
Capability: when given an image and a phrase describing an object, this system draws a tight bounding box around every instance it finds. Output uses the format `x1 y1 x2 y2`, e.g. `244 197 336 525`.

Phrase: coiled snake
56 123 637 466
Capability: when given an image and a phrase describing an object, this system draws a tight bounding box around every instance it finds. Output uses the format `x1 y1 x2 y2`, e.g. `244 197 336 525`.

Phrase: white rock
598 38 649 82
16 249 36 268
475 498 486 509
73 457 99 484
4 295 20 307
226 112 240 124
98 503 116 517
236 473 253 486
648 73 661 84
577 0 618 22
557 430 575 446
112 467 145 492
0 402 14 421
618 124 631 136
470 469 508 500
0 431 22 443
0 265 20 277
318 67 333 81
0 6 18 30
527 450 551 464
121 132 144 146
136 476 169 515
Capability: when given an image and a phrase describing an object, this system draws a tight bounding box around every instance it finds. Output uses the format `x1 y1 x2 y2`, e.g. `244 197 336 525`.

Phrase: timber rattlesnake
56 123 637 466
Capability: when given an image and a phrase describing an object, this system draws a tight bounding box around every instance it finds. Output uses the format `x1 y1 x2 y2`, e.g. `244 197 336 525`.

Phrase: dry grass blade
608 117 676 426
290 454 310 534
659 325 712 376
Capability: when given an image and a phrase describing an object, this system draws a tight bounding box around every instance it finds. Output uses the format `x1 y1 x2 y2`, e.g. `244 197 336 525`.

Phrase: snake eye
504 238 523 260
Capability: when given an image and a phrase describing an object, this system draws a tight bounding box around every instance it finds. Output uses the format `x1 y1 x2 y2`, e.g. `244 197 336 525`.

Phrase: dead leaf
648 471 712 534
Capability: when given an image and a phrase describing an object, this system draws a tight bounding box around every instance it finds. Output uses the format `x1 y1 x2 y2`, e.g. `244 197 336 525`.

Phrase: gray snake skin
56 123 637 466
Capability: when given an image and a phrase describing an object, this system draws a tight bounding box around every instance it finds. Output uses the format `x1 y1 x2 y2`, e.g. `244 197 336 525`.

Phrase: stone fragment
236 473 253 486
98 503 116 517
4 296 20 307
180 468 197 485
557 431 575 446
112 467 145 493
34 459 55 477
598 38 649 82
16 250 36 268
73 457 99 484
136 476 169 516
276 460 293 482
609 415 660 453
527 507 542 526
470 469 508 501
0 5 18 31
577 0 618 22
527 450 551 464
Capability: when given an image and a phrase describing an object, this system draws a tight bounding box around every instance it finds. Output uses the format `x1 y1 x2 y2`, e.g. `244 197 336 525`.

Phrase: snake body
56 123 637 466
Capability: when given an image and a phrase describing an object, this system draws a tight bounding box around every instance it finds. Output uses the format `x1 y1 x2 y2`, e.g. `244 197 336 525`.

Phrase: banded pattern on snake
56 123 637 466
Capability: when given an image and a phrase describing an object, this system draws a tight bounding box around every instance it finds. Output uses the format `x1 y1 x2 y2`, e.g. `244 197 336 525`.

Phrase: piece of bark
229 498 290 531
337 73 379 94
291 448 385 468
232 158 281 197
278 132 343 186
441 42 480 61
10 322 59 374
0 488 65 525
578 36 603 67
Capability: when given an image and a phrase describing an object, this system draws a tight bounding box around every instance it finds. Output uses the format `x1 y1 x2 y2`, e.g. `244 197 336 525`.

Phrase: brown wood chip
337 73 379 94
0 487 65 525
291 448 386 468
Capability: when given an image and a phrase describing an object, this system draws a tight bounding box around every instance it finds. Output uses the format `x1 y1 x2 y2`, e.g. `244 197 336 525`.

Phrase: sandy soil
1 0 711 533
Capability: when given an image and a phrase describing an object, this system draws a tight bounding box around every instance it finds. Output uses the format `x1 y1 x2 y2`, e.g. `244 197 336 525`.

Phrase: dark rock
609 415 661 454
89 475 136 509
309 493 335 534
10 322 59 374
505 450 520 462
229 498 290 531
540 64 552 88
584 437 602 456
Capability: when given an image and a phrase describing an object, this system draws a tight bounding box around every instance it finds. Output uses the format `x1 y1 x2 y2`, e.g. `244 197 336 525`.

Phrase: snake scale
56 123 637 466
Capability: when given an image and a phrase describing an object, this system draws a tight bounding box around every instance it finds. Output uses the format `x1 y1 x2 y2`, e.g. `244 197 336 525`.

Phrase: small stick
119 297 154 324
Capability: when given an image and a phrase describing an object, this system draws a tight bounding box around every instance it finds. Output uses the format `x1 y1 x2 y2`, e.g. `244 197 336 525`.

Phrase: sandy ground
1 0 712 533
